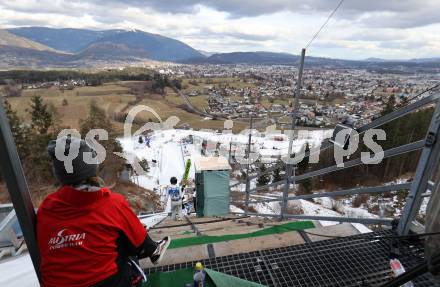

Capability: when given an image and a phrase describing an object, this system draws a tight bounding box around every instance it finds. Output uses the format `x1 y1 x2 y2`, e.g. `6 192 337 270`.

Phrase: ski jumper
168 184 182 220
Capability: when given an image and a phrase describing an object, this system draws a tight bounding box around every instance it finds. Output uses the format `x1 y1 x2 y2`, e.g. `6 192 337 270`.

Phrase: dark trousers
91 234 157 287
193 197 197 213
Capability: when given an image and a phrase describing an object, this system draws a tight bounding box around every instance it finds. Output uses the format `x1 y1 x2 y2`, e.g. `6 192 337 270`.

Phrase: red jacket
37 186 147 287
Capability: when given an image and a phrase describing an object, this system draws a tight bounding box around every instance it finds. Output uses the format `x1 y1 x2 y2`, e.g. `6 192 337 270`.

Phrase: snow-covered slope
119 128 331 199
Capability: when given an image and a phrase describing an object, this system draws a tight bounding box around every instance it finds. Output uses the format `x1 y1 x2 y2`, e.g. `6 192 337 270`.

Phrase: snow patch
351 223 373 234
0 255 39 287
230 205 245 213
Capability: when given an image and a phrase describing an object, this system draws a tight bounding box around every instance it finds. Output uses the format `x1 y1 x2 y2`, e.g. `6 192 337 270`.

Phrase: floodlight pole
245 116 253 210
281 48 306 219
229 141 233 164
0 100 41 282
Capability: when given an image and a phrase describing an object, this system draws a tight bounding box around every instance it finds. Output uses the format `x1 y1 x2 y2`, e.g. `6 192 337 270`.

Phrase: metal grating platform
145 230 440 287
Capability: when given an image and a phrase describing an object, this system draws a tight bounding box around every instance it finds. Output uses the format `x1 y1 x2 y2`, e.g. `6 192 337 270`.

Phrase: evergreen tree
272 160 285 182
297 143 310 174
381 94 396 116
297 143 313 195
257 164 271 186
25 96 55 183
2 99 30 158
29 96 53 135
80 100 113 136
272 166 283 182
171 79 182 90
1 98 55 185
80 101 124 182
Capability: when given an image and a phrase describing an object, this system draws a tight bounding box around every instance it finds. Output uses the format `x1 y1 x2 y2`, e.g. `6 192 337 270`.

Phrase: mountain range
1 27 204 67
1 26 439 72
0 29 58 52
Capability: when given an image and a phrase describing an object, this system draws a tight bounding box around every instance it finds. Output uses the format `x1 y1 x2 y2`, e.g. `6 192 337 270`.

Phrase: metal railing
231 92 440 235
0 100 40 281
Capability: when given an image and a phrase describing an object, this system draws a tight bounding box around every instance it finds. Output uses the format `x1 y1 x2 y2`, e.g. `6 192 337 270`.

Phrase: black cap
47 136 98 185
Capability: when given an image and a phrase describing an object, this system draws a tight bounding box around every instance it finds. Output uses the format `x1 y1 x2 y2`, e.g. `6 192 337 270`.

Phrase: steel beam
0 203 14 213
245 116 253 210
230 212 394 225
246 141 334 182
398 99 440 234
282 48 306 218
244 183 411 204
230 93 440 187
0 101 40 281
252 140 424 193
358 93 440 133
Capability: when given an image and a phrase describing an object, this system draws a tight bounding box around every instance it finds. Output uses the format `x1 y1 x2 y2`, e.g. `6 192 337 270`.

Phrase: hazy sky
1 0 440 60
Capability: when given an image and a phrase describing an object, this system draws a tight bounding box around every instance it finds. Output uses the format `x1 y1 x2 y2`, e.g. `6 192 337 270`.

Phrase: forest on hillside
255 96 434 195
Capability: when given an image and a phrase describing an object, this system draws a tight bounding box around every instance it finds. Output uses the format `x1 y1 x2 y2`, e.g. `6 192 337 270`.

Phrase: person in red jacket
37 136 170 287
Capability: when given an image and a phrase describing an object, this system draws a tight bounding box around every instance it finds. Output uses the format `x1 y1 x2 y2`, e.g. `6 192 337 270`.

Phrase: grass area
164 89 184 102
331 98 347 105
166 93 208 110
182 77 256 93
168 221 314 249
9 83 135 130
6 81 253 134
136 97 247 132
175 77 257 114
260 97 290 108
22 83 130 97
184 95 208 110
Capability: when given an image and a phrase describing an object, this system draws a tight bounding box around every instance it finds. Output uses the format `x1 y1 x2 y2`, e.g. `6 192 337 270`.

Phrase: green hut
194 157 231 217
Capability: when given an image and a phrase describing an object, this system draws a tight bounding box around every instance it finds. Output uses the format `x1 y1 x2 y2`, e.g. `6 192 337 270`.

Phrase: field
7 83 135 132
5 81 248 134
4 76 345 135
181 77 256 92
136 93 248 132
165 87 207 110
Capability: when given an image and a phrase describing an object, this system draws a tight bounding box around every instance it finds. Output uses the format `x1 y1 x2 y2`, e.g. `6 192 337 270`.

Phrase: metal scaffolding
231 77 440 235
145 230 439 287
0 101 40 281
